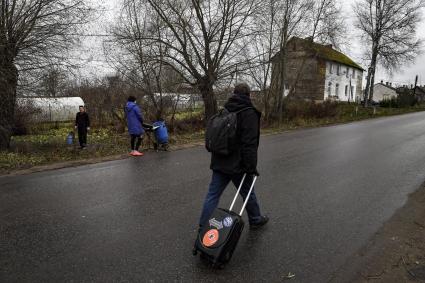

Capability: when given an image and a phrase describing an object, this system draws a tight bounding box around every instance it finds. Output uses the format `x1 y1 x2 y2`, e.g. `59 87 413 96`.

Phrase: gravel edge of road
329 182 425 283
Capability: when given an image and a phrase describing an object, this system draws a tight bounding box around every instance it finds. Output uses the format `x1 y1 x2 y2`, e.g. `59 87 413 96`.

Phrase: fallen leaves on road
283 272 295 280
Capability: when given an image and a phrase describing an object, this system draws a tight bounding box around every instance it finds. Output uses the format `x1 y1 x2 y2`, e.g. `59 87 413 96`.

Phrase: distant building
373 82 398 102
271 37 364 102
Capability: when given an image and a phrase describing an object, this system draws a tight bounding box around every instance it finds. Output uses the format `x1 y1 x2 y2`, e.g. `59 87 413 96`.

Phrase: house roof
375 83 397 91
273 37 364 71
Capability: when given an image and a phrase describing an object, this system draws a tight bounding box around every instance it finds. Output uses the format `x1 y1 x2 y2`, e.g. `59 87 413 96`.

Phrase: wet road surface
2 112 425 282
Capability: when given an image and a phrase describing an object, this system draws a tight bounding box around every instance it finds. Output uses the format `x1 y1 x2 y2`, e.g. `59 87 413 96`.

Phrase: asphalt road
2 112 425 282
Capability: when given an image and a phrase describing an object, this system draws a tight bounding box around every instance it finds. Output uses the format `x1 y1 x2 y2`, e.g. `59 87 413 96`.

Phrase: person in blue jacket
125 96 144 156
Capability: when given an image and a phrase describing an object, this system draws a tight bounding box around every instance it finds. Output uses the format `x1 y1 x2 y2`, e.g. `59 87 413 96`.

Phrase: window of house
337 64 341 76
352 69 356 78
335 83 339 97
328 82 332 96
346 67 349 78
345 85 348 96
329 63 333 74
351 86 354 96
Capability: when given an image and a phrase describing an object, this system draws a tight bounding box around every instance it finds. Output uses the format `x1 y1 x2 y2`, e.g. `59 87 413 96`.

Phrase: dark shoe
249 215 269 230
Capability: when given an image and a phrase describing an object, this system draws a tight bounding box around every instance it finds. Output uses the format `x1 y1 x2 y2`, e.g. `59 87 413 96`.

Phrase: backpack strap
232 107 254 114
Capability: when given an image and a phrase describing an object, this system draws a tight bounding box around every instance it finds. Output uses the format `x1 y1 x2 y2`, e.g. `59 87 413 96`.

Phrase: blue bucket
153 121 168 144
66 132 74 145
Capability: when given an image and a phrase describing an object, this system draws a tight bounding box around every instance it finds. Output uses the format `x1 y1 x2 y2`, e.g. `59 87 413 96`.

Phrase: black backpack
205 107 253 155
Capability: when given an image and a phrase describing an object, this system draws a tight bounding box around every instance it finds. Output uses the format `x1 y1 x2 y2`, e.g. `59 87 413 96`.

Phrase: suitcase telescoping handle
229 173 258 216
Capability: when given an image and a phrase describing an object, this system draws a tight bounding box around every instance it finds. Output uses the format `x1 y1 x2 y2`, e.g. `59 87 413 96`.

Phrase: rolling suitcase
193 173 258 268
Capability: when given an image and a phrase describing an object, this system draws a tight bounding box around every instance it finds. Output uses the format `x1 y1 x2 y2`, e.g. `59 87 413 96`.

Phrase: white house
271 37 364 102
373 82 398 102
324 60 363 102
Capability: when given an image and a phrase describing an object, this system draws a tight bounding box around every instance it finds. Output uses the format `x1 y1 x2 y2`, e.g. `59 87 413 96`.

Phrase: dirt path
331 183 425 282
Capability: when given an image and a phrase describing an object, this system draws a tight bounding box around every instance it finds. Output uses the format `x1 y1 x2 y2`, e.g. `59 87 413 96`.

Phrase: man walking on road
75 105 90 149
125 96 145 156
199 83 269 229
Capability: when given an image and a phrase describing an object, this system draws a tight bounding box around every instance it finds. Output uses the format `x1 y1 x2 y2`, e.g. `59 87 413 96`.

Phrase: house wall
373 84 397 102
270 48 326 101
271 39 363 102
286 57 326 101
356 73 363 102
324 62 362 102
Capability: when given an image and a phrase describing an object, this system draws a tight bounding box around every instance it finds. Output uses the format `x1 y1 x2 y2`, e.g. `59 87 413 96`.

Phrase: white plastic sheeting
152 93 203 109
17 97 85 122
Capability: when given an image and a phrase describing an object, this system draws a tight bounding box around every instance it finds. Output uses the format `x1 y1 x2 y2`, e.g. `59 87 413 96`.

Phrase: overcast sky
339 1 425 87
80 0 425 87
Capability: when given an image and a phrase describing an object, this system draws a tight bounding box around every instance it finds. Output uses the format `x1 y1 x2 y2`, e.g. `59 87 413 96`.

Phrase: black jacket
210 93 261 175
75 112 90 129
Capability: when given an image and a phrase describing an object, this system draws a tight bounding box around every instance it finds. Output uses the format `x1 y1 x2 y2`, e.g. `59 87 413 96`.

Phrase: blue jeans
199 171 262 226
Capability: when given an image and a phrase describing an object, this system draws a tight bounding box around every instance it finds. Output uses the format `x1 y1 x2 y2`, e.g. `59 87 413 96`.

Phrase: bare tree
0 0 90 149
354 0 425 106
309 0 345 47
205 0 343 124
107 0 185 120
273 0 312 123
132 0 261 120
37 67 69 97
286 0 345 97
241 0 282 122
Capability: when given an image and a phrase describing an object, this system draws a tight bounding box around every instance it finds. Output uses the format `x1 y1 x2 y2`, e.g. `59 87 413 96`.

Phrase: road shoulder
331 183 425 282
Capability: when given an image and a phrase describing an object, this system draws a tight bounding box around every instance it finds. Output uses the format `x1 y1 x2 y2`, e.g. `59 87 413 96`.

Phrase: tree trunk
368 52 378 104
276 50 286 124
275 23 288 125
363 67 372 107
0 63 18 150
263 88 271 123
363 45 379 107
197 76 217 121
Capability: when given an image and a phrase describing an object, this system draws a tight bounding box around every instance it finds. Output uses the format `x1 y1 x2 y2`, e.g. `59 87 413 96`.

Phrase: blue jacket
125 102 144 135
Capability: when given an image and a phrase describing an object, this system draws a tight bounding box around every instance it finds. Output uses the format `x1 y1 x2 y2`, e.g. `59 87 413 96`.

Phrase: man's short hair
128 96 137 102
79 105 85 108
234 83 251 96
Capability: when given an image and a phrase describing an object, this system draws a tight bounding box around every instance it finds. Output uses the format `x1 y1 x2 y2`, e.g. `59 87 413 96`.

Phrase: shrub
283 99 338 120
380 93 418 108
170 111 204 133
13 100 42 135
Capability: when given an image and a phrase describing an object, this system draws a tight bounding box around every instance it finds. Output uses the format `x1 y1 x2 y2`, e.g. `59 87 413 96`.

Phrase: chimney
326 44 333 49
389 82 392 87
386 82 389 86
381 80 384 84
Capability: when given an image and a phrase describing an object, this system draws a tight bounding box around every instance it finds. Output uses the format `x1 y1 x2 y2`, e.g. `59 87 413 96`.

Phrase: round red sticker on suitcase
202 229 219 247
